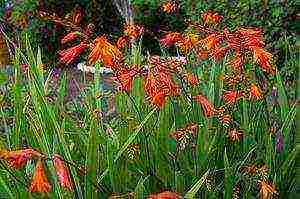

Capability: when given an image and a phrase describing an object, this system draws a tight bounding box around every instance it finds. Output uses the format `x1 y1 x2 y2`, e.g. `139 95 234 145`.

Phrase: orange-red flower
249 84 263 101
216 107 232 127
210 46 228 61
144 74 158 97
149 56 186 74
160 32 183 47
116 36 130 50
199 34 221 51
61 32 80 44
114 67 139 92
193 95 216 117
148 191 182 199
161 1 178 14
183 72 198 87
124 24 144 40
144 56 184 107
196 49 209 60
176 33 200 54
251 47 276 74
0 149 41 169
241 164 258 176
29 159 51 193
170 123 198 141
227 129 243 142
144 74 167 108
223 28 242 51
59 42 87 65
258 181 278 199
144 72 180 108
222 90 244 105
52 154 73 191
229 54 244 72
88 36 122 68
202 11 222 25
150 91 167 108
237 27 264 49
158 72 181 97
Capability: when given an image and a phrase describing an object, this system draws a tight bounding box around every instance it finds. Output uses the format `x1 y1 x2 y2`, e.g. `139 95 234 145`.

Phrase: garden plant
0 0 298 198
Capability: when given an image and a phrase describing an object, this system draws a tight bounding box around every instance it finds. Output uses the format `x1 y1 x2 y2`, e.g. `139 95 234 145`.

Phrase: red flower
144 56 183 108
144 76 167 108
88 36 122 69
149 56 185 74
228 129 243 142
144 74 159 97
202 11 222 25
170 123 198 141
52 154 73 191
115 67 139 92
160 72 181 96
222 90 244 105
160 32 183 47
210 46 228 61
229 54 244 72
237 27 264 49
193 95 216 117
124 24 144 40
199 34 221 51
144 72 180 108
161 1 178 14
0 149 41 169
176 33 199 54
196 49 209 60
29 159 51 193
148 191 182 199
61 32 80 44
59 42 87 65
223 28 242 51
150 91 167 108
251 47 276 74
258 180 278 199
116 36 130 50
249 84 263 101
183 72 198 87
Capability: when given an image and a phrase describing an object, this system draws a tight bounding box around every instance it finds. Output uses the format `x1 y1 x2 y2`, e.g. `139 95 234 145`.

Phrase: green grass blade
97 107 157 184
185 170 209 199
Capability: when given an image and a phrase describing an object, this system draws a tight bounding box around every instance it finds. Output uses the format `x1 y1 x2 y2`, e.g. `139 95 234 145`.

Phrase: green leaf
185 170 209 199
0 71 7 85
97 108 157 184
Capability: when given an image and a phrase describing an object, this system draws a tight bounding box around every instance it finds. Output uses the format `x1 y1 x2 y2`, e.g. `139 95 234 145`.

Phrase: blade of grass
85 62 102 197
97 107 157 184
0 171 15 198
185 170 209 199
11 48 22 147
134 175 150 198
224 148 234 199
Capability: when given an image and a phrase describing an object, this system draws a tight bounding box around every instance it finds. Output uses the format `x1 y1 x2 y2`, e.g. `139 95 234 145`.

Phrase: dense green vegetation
0 0 298 198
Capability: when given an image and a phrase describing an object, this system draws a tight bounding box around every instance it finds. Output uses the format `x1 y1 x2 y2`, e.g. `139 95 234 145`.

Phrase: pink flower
0 149 41 169
52 154 73 191
193 95 216 117
59 42 87 65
